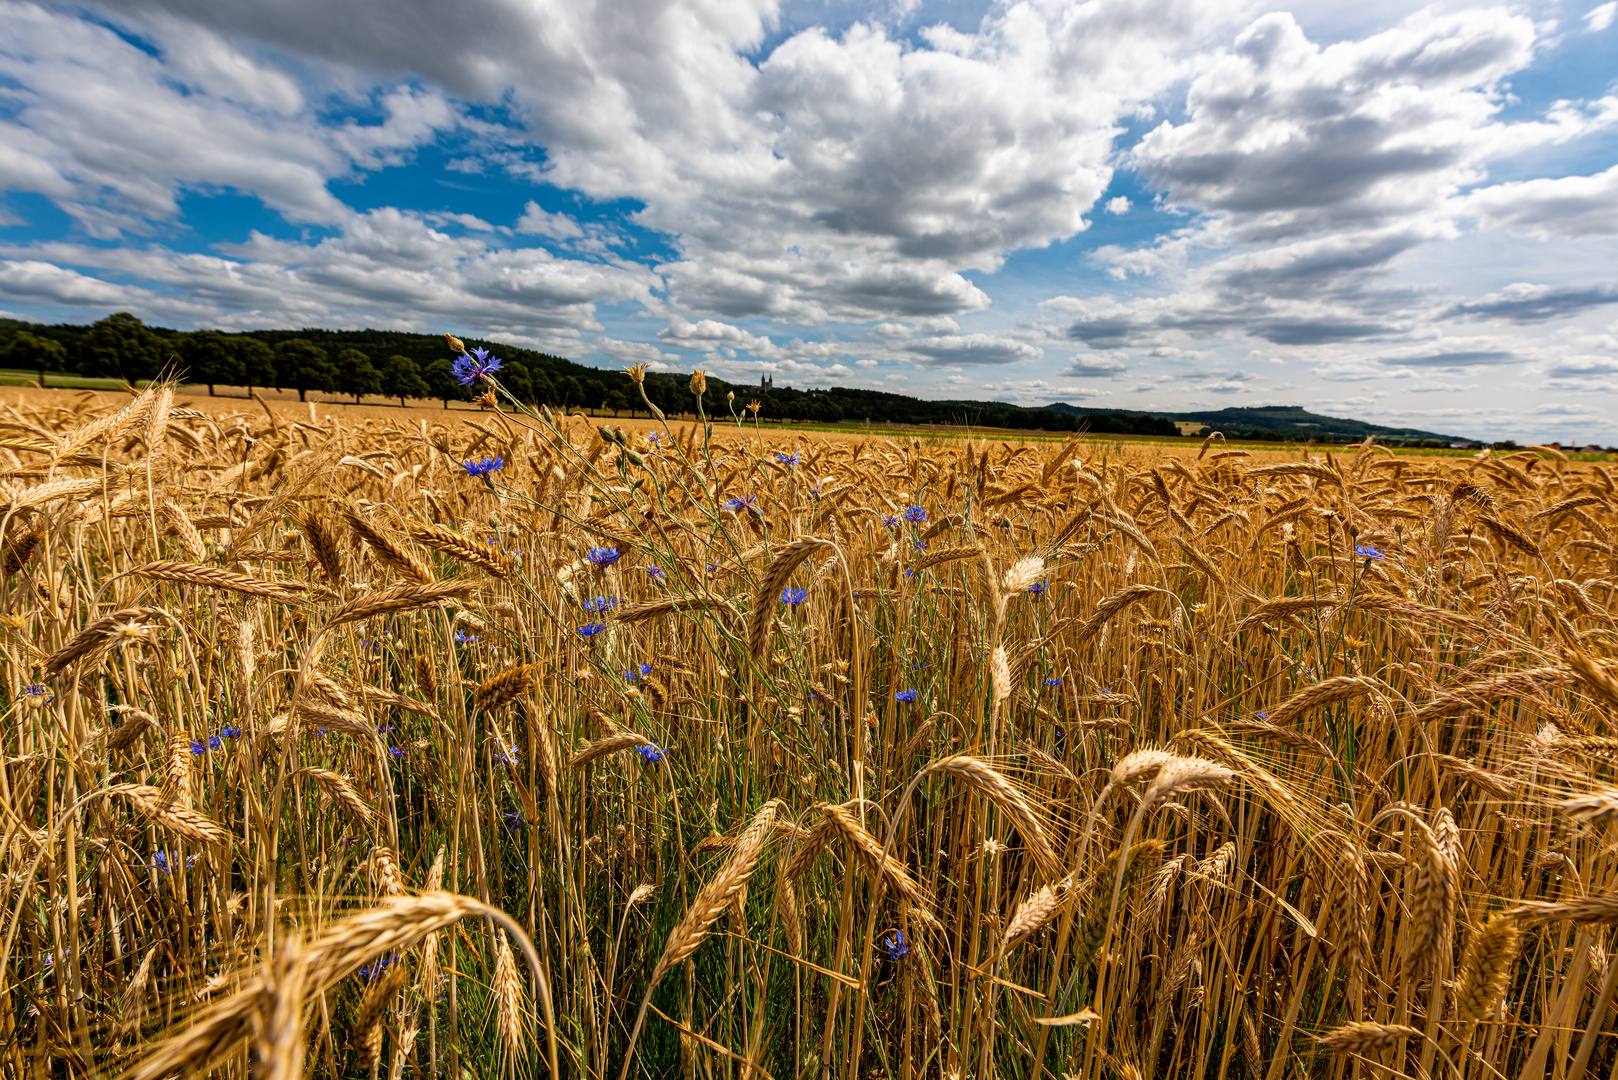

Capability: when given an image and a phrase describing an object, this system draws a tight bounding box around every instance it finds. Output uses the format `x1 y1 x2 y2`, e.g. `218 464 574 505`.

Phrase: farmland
2 374 1617 1080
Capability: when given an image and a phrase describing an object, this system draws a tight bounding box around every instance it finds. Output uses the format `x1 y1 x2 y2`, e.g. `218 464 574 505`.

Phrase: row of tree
1 314 651 412
1 312 1179 431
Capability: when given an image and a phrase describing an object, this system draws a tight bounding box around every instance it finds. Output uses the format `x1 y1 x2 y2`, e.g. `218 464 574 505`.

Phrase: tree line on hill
0 313 1177 435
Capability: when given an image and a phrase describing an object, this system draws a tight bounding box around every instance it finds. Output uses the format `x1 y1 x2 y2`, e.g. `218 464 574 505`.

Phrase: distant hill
1044 403 1468 444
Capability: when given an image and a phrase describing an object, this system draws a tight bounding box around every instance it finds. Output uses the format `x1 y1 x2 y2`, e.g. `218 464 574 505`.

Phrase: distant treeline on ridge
0 313 1178 435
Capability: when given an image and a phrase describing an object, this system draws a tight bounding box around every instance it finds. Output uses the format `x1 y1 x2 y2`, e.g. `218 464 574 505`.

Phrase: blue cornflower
780 586 808 607
388 746 408 758
149 850 195 873
582 596 619 613
219 726 241 739
585 546 621 568
638 743 666 763
454 630 479 644
647 432 661 444
646 565 666 580
577 621 608 640
360 955 396 982
895 689 918 704
776 452 801 467
208 735 222 751
315 727 329 737
189 739 206 755
22 683 49 698
494 745 518 765
1100 687 1113 694
882 514 899 527
723 495 757 512
1028 581 1047 597
451 346 503 386
1354 544 1385 561
464 454 504 478
1044 677 1062 687
903 505 926 523
913 538 926 551
377 724 396 734
503 809 525 831
881 930 910 961
1256 710 1269 720
810 485 822 496
624 663 653 682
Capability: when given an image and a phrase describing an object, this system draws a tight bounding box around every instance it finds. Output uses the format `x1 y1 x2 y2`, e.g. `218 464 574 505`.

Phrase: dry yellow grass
2 377 1616 1080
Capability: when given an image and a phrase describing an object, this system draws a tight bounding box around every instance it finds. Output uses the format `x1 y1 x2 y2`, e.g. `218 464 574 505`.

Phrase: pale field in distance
3 381 1616 1080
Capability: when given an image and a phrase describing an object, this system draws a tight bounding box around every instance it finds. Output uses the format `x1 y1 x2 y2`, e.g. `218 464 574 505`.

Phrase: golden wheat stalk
1243 462 1342 487
1565 651 1618 709
250 934 309 1080
43 607 156 674
326 580 480 628
811 802 939 926
129 560 305 602
1508 891 1618 925
345 512 433 585
52 386 158 461
748 538 831 659
409 522 512 577
473 664 536 714
357 685 440 722
119 943 160 1035
300 514 344 584
109 784 230 844
616 595 738 625
1072 584 1164 647
568 731 656 768
1454 913 1522 1025
1316 1021 1421 1056
1176 730 1300 817
297 768 376 827
927 756 1061 880
913 545 987 572
352 960 406 1073
492 934 526 1058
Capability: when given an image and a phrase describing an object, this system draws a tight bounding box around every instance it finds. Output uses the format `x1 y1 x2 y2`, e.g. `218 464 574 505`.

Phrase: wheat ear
250 934 309 1080
345 512 433 585
567 731 655 768
473 663 536 714
618 801 781 1080
409 522 512 576
1454 913 1522 1026
129 560 305 601
748 539 829 658
296 769 376 828
327 581 479 628
1316 1021 1421 1056
927 756 1061 879
493 934 526 1058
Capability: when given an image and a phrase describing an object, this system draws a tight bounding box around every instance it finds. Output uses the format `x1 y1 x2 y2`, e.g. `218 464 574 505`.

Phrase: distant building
760 374 774 391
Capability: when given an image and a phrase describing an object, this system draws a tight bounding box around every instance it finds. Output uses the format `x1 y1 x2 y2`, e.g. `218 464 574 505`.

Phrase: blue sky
1 0 1616 441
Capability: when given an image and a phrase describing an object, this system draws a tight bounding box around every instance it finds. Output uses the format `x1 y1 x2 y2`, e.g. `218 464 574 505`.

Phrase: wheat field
2 372 1617 1080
